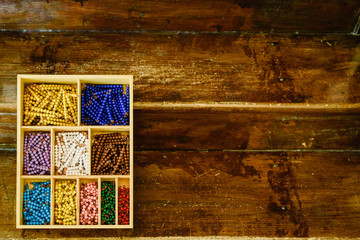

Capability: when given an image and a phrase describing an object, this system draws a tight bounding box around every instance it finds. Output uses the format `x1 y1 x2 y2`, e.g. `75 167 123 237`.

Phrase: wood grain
1 150 360 237
0 0 359 33
134 108 360 150
0 113 16 149
1 108 359 150
0 32 360 112
1 3 359 237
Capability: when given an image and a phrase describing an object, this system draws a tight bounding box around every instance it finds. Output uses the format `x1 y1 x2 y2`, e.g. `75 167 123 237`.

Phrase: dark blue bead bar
81 84 130 126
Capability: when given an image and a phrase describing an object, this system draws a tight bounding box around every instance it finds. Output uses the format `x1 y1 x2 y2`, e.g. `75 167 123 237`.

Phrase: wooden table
0 0 359 238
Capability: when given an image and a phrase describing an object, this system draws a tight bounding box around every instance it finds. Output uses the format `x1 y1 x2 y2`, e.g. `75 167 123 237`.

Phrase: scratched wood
0 32 360 111
1 150 360 237
1 108 360 150
0 0 359 33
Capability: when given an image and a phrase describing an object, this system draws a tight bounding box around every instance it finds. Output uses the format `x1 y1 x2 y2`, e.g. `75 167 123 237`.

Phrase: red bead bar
118 185 130 225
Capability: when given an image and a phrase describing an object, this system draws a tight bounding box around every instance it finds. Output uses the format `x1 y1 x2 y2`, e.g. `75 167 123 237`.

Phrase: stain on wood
1 151 360 237
0 32 360 110
0 0 359 33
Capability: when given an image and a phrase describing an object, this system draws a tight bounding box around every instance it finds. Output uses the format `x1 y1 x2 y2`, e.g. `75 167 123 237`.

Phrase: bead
23 83 78 126
101 181 115 225
80 181 99 225
23 132 51 175
81 84 129 126
54 180 77 225
91 133 130 175
55 131 89 175
23 181 51 225
118 185 130 225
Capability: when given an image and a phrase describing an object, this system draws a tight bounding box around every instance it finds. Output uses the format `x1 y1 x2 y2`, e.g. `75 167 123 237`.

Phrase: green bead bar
101 181 115 225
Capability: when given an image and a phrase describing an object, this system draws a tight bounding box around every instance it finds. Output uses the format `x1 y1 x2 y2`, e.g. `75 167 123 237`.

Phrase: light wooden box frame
16 75 134 229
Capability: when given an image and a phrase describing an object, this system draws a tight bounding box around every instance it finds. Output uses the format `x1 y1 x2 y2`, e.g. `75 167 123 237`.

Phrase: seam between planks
135 149 360 153
133 102 360 113
3 102 360 114
0 237 355 240
134 102 360 109
0 29 355 36
1 148 360 153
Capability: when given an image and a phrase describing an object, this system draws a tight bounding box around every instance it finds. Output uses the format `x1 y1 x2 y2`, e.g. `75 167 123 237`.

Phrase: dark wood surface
0 0 359 33
3 108 360 150
2 151 360 238
0 32 358 237
1 32 360 151
1 1 360 238
0 32 360 109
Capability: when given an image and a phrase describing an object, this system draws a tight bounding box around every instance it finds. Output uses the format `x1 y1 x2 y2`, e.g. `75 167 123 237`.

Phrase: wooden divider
76 178 80 226
115 177 119 226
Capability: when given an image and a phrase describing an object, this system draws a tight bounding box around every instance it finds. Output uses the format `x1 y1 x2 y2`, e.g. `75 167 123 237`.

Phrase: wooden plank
1 150 359 237
0 0 359 33
0 113 16 149
134 108 360 150
0 32 360 110
2 108 360 150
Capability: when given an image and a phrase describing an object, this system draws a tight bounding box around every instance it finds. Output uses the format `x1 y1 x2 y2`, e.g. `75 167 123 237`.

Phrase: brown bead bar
91 133 130 175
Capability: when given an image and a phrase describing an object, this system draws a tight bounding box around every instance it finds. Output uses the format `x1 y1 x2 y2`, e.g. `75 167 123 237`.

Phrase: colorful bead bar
91 133 130 175
23 83 78 126
55 131 89 175
54 180 77 225
23 181 51 225
23 132 51 175
118 186 130 225
101 181 115 225
81 84 129 126
80 181 99 225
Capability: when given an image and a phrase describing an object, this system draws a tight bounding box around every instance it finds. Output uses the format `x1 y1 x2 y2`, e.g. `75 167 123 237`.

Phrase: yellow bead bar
49 90 61 111
37 91 54 109
23 83 78 126
62 90 68 121
30 107 61 117
38 84 74 91
24 111 56 118
65 94 77 123
26 86 41 102
54 180 77 225
30 84 43 96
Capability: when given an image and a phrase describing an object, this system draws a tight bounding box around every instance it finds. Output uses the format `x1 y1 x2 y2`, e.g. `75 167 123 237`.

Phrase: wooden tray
16 75 133 229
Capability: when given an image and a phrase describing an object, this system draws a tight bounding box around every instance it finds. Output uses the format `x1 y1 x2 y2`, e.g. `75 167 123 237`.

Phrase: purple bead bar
23 132 51 175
